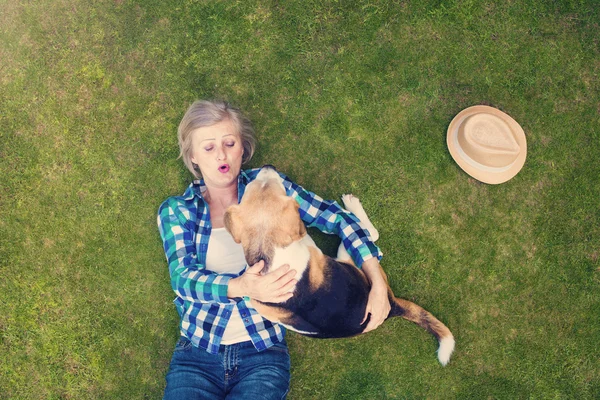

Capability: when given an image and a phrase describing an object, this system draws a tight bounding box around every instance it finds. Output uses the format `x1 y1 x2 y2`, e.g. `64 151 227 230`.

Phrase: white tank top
205 228 252 344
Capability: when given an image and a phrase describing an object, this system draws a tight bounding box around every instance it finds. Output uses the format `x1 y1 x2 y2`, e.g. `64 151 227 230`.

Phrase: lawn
1 0 599 398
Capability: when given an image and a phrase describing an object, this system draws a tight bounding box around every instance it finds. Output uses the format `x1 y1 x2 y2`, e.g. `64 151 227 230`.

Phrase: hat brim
447 105 527 184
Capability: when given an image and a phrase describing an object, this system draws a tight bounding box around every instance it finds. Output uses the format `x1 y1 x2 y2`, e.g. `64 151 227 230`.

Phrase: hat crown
458 113 520 168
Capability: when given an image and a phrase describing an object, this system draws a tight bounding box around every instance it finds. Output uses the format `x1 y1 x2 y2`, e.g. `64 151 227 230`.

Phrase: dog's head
224 166 307 273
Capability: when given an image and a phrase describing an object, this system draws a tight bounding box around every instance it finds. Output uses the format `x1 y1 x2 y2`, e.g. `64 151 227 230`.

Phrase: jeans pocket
267 341 289 354
174 337 193 352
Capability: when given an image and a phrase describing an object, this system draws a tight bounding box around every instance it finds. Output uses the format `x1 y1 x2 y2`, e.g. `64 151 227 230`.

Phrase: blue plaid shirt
157 168 382 354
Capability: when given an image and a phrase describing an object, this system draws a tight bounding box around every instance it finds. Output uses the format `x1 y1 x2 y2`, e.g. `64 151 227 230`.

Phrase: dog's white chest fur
270 235 316 279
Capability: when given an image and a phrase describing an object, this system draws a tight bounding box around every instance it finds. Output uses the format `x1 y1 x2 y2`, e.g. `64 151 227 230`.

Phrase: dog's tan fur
224 181 306 272
307 247 327 292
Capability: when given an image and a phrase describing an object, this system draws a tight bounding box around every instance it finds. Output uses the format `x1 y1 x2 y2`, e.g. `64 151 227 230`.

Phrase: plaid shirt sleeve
279 172 383 268
157 197 235 304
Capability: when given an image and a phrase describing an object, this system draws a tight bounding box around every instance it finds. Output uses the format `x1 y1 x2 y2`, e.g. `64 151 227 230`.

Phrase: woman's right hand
228 261 297 303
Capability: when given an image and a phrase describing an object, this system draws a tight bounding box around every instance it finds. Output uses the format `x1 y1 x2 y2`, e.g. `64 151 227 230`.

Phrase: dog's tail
388 295 455 366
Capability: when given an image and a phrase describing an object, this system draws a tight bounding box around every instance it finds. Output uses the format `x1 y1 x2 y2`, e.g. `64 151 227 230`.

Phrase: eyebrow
200 134 236 143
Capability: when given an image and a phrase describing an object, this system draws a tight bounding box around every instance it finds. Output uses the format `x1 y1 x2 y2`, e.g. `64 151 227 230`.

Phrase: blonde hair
178 100 256 178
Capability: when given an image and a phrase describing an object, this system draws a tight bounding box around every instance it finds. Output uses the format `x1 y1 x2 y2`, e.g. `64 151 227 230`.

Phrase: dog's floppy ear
223 205 243 243
298 218 307 238
297 205 306 238
286 198 306 240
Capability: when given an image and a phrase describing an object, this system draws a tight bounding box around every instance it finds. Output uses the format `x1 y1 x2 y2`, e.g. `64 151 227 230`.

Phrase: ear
286 198 306 240
223 205 243 243
298 217 307 238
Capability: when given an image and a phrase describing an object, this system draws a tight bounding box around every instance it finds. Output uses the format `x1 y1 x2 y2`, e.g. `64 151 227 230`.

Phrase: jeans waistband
218 340 255 353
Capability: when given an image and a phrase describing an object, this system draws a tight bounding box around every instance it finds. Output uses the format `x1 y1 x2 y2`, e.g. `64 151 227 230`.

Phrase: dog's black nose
261 164 277 171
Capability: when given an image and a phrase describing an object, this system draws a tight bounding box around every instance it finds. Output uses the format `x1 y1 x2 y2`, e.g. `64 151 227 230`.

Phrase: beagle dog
224 166 455 365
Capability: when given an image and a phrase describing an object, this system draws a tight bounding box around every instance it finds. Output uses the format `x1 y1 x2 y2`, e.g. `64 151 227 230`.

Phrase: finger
247 260 265 273
276 268 297 284
267 264 294 282
278 278 298 294
364 322 376 333
363 307 379 331
269 273 297 298
363 315 381 333
364 310 387 333
272 291 294 304
361 307 370 325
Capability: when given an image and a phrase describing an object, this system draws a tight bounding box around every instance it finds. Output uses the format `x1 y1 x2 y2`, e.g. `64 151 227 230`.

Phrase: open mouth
218 164 230 173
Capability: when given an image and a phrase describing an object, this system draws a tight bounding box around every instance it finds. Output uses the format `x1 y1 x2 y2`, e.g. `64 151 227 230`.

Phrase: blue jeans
163 337 290 400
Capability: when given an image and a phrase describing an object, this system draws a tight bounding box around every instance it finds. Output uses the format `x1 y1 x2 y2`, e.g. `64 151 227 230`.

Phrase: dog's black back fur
265 258 371 338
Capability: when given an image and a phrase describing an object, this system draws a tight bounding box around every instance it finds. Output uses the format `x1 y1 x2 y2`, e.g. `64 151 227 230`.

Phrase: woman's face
190 119 244 189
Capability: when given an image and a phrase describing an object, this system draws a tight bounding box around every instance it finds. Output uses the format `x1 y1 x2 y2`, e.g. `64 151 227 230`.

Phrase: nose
256 164 281 183
216 146 226 161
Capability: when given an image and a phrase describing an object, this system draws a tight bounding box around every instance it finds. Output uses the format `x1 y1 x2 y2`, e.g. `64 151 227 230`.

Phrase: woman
158 100 390 399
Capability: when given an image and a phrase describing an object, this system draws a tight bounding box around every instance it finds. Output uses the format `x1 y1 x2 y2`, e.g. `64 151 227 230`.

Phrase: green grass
1 0 599 398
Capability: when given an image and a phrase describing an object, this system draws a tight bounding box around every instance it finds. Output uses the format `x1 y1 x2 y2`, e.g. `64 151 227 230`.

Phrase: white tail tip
437 336 455 366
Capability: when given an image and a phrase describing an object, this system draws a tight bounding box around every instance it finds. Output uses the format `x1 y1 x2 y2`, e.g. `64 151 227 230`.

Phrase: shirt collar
182 169 251 202
182 179 204 201
237 169 251 203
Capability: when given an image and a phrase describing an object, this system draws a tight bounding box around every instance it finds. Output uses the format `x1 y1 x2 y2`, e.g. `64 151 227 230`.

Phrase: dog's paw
341 194 379 242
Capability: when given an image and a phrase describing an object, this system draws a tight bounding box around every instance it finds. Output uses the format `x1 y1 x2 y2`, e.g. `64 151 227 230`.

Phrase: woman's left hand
360 258 391 333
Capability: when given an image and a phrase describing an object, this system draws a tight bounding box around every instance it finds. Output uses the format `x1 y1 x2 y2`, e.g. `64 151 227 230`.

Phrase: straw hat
447 105 527 184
